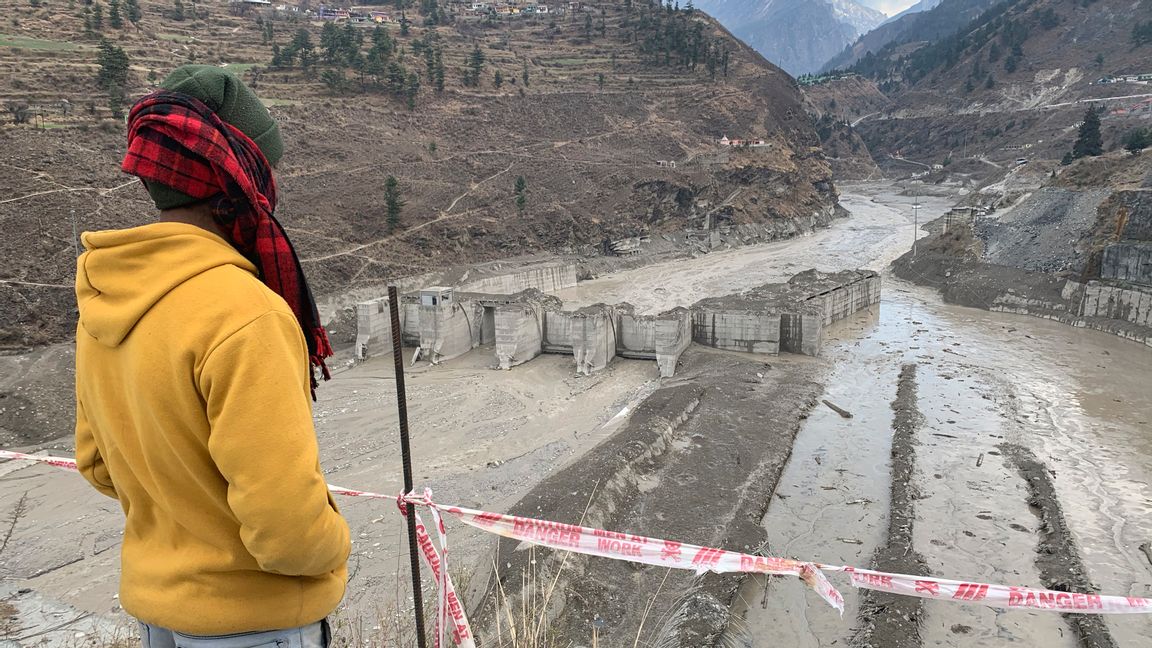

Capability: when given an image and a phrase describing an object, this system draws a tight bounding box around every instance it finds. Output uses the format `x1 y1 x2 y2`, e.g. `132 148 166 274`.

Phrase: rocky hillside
691 0 885 74
845 0 1152 163
0 0 839 348
822 0 1005 72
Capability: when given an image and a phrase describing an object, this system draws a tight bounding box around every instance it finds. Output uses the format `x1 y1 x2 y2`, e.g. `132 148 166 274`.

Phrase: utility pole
911 191 920 258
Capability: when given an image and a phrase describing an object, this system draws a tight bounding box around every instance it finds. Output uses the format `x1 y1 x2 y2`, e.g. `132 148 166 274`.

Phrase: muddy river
728 284 1152 647
562 183 1152 646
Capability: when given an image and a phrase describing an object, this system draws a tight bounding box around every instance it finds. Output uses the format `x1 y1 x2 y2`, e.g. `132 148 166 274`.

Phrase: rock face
846 0 1152 162
823 0 1002 71
693 0 885 74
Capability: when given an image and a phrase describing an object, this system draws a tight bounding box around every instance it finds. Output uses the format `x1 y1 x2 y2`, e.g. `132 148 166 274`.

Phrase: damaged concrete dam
353 265 881 376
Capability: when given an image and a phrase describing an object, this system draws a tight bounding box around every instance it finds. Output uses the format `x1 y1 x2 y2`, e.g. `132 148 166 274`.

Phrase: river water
560 182 1152 646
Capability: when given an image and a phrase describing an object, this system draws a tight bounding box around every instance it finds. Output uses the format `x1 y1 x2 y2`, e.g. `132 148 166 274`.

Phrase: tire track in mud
852 363 929 648
1001 444 1119 648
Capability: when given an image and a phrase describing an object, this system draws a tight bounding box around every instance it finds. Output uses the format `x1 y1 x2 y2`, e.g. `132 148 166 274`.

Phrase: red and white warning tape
3 449 1151 648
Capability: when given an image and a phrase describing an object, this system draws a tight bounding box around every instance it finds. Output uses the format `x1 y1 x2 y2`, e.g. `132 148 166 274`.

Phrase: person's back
74 65 349 648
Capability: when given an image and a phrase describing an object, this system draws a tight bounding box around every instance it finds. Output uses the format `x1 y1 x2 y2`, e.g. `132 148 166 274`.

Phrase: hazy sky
859 0 921 15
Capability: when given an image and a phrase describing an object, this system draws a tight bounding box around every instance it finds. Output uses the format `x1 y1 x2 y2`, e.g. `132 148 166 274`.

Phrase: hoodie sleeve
75 396 118 499
199 310 351 577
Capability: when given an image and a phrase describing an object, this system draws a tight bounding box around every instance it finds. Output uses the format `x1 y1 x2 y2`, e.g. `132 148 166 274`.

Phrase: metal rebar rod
388 285 428 648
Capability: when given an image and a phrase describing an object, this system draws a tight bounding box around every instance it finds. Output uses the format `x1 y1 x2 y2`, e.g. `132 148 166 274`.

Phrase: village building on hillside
315 4 351 19
718 135 769 148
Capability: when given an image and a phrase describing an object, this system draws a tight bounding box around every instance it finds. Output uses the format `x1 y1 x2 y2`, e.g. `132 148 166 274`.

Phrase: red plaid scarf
122 90 332 393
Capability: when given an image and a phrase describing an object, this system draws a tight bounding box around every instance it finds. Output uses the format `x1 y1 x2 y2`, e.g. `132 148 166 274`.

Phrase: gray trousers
139 620 328 648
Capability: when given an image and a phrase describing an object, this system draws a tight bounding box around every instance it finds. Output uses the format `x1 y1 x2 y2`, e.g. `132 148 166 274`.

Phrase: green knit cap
146 65 283 210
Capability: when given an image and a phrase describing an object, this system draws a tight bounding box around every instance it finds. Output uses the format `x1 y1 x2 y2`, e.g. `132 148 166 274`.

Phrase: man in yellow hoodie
74 66 350 648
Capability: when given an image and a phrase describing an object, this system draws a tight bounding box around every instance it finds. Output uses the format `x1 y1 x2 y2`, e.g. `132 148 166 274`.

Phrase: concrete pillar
571 308 617 375
354 297 393 359
495 304 543 370
419 301 477 363
653 309 691 377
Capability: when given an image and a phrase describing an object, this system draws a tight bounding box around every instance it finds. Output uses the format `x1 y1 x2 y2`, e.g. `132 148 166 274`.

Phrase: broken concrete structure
692 270 881 357
492 291 563 370
354 294 420 359
418 287 480 363
616 308 692 378
570 305 619 376
354 268 880 374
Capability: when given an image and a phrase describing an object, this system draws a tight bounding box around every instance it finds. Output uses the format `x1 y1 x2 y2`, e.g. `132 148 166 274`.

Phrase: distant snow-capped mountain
692 0 887 75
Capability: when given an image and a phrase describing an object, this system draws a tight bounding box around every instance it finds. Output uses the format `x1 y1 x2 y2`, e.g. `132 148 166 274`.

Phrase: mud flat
471 349 824 645
1003 445 1118 648
852 364 929 648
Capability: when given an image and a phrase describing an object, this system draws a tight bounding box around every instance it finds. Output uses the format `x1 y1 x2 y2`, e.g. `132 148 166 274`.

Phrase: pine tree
125 0 142 26
1071 107 1103 158
521 62 529 86
96 38 129 116
386 61 407 96
405 72 420 109
433 49 445 91
384 176 404 231
494 69 503 88
96 37 129 90
172 0 185 21
109 0 123 28
597 72 605 90
92 1 104 30
465 45 485 87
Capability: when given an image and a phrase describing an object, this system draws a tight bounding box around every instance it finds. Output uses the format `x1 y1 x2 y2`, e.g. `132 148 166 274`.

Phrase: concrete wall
653 309 691 377
495 304 544 370
1101 242 1152 286
542 311 575 352
460 263 578 295
401 302 421 345
1080 281 1152 328
355 297 394 360
616 314 657 358
571 309 617 375
779 311 823 356
419 302 479 363
806 273 882 326
691 311 781 354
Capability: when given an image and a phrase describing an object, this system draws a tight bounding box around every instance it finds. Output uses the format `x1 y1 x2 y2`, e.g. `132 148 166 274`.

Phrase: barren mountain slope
847 0 1152 162
823 0 1005 72
0 0 837 347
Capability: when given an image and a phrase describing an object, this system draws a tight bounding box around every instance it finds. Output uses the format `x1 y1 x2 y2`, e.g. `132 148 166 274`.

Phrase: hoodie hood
76 222 258 347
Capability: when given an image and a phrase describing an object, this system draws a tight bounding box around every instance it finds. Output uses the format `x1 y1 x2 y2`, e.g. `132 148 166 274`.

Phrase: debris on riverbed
822 399 854 418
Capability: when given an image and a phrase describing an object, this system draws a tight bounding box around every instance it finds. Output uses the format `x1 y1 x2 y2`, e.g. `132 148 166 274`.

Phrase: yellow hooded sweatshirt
74 222 350 635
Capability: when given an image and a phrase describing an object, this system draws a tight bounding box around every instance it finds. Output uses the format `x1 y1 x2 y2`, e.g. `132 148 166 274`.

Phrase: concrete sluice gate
354 268 880 377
